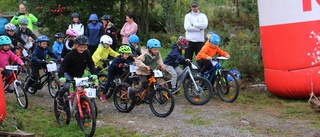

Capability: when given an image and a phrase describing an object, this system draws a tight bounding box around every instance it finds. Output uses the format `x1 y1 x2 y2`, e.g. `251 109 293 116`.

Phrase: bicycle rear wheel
76 96 96 137
113 83 135 113
54 93 71 125
97 73 108 99
48 77 61 98
184 76 213 105
149 87 174 117
216 71 240 102
14 82 28 109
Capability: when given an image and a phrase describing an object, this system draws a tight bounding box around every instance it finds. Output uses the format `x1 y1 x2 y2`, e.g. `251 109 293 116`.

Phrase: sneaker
127 87 135 100
100 93 107 102
6 86 14 93
171 88 179 95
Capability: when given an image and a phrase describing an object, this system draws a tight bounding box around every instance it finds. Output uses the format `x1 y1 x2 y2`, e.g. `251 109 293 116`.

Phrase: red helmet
66 29 78 37
177 36 189 49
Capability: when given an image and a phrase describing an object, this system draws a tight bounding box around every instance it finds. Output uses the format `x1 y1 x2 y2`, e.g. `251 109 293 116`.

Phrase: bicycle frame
3 70 21 91
203 59 223 83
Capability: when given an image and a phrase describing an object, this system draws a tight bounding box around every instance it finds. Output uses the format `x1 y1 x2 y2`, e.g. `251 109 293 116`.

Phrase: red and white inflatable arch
258 0 320 98
0 73 6 123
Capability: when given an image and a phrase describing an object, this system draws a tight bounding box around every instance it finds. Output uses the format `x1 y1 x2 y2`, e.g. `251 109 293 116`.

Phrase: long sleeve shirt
120 22 138 45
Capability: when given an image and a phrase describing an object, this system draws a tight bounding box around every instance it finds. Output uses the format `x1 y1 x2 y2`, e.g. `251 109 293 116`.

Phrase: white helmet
5 23 16 31
100 35 113 45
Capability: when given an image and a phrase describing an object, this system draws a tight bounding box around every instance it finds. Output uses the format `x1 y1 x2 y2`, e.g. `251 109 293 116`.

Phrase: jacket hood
89 14 98 21
141 46 154 57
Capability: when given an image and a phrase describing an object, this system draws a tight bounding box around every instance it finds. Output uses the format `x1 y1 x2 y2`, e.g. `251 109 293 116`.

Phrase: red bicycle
2 65 28 109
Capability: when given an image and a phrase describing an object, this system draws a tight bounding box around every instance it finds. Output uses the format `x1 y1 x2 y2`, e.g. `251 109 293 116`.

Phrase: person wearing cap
85 14 103 55
184 1 208 62
68 12 84 35
10 4 38 31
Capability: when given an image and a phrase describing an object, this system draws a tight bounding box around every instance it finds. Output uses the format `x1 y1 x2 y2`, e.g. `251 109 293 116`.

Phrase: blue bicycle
196 57 240 102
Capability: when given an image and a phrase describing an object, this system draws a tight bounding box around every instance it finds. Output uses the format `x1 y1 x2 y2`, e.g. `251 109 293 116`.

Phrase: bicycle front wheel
76 96 96 137
14 82 28 109
48 77 61 98
53 93 71 125
184 76 213 105
149 87 175 117
113 83 135 113
216 71 240 102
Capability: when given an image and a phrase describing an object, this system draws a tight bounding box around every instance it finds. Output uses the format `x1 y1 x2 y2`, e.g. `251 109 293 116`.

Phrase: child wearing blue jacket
163 36 190 93
52 32 65 59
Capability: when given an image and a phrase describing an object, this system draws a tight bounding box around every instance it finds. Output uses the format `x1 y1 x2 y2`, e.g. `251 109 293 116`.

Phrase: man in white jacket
184 1 208 62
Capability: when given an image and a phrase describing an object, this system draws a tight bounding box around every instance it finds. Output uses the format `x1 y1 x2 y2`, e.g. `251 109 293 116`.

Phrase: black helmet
71 12 79 18
74 35 89 45
55 32 65 38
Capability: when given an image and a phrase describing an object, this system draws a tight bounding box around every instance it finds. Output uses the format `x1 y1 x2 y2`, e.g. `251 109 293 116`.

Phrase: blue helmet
206 31 215 40
37 35 50 42
209 33 221 45
89 14 98 21
0 35 12 45
128 34 140 43
147 38 161 48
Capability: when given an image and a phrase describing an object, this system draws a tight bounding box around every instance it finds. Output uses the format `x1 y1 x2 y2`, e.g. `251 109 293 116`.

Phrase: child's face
210 43 219 48
76 44 88 53
131 43 137 47
39 42 48 49
0 12 3 17
21 24 28 29
121 53 130 60
70 36 75 40
6 30 15 36
57 38 64 43
149 48 159 54
2 45 10 51
103 43 110 48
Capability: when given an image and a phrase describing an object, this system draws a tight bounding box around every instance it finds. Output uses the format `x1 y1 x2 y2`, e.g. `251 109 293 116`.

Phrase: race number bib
74 77 89 86
129 65 137 72
46 63 57 72
153 70 163 78
85 88 96 98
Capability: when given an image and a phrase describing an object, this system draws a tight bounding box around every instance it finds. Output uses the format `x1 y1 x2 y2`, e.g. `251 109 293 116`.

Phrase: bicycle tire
76 96 96 137
149 87 175 117
91 98 98 118
113 83 135 113
53 93 71 125
184 76 213 105
216 71 240 103
24 76 38 94
97 73 108 99
14 82 28 109
48 77 61 98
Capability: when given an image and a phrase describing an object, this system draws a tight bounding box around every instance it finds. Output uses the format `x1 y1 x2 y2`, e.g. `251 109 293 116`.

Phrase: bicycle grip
59 77 66 83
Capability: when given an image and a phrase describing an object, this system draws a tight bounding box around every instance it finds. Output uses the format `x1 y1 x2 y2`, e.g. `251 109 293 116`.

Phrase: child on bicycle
61 28 78 58
52 32 65 59
26 35 59 87
127 38 166 99
16 18 37 50
4 23 26 52
128 34 141 57
92 35 119 71
163 36 190 93
100 45 135 102
196 33 230 74
56 35 96 107
0 35 24 92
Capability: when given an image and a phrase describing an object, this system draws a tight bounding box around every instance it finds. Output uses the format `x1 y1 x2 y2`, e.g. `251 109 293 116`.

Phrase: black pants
197 59 213 74
88 45 98 56
102 69 124 94
184 41 204 60
31 64 47 80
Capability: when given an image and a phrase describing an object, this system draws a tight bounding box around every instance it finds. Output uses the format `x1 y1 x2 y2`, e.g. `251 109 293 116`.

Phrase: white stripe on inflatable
258 0 320 26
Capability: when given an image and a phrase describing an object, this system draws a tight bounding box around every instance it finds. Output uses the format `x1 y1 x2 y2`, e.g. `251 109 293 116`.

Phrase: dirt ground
26 87 320 137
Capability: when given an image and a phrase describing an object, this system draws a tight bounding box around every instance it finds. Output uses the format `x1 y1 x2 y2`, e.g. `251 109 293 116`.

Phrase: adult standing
0 10 8 36
120 14 138 45
101 14 118 51
184 1 208 61
85 14 102 56
68 12 84 36
10 4 38 31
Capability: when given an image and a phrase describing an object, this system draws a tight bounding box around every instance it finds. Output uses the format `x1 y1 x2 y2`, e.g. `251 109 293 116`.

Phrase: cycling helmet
66 29 78 37
206 31 215 40
89 14 98 21
146 38 161 48
0 35 12 45
55 32 65 38
100 35 113 45
20 18 28 25
209 33 221 45
101 14 112 20
71 12 79 18
128 34 140 43
37 35 50 42
74 35 89 45
118 45 132 54
177 36 189 49
5 23 16 31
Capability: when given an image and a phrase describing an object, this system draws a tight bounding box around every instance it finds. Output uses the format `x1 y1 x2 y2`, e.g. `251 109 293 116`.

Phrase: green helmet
118 45 132 54
0 35 12 46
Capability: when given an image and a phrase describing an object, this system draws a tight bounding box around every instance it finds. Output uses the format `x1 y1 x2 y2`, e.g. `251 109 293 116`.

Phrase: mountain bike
2 65 28 109
54 76 97 137
113 69 175 117
96 59 113 99
24 60 61 98
158 61 213 105
197 57 240 102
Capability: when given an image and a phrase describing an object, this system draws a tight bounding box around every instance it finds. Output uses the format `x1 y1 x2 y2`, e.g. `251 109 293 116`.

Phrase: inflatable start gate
0 73 6 123
258 0 320 98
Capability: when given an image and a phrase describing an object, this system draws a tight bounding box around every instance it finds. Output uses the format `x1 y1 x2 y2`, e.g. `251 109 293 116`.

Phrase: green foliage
0 0 19 12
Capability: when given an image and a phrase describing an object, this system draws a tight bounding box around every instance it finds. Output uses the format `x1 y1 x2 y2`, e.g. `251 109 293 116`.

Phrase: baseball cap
191 1 198 7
